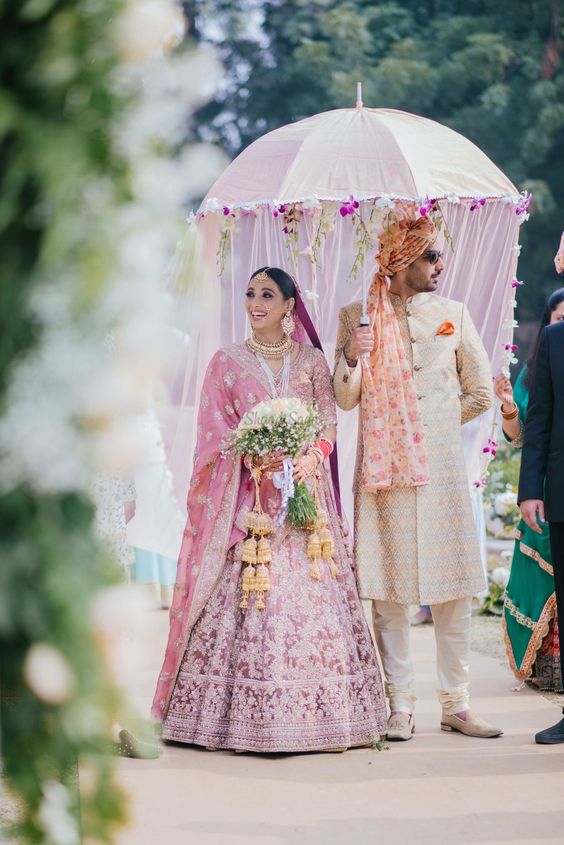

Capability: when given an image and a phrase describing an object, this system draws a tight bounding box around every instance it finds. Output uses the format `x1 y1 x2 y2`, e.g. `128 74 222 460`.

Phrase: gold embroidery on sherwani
333 293 492 605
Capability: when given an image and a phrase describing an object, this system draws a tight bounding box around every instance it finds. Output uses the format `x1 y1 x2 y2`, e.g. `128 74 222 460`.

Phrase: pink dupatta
151 349 267 719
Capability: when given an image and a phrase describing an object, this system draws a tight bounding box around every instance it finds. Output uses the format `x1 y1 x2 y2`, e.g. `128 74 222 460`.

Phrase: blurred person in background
518 233 564 744
496 284 564 696
127 405 184 609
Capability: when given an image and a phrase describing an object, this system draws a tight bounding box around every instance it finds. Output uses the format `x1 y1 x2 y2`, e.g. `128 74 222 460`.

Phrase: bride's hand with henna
293 449 320 484
265 450 287 473
244 451 285 473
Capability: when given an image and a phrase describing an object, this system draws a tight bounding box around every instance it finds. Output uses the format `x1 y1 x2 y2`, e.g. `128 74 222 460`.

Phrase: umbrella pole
356 81 363 109
357 82 369 338
360 274 369 328
359 274 370 366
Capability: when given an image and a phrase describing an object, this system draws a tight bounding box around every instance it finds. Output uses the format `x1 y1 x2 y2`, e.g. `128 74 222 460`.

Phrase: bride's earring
281 310 295 336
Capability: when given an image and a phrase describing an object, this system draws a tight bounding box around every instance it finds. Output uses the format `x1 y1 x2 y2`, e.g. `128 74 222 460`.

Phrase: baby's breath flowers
230 397 321 528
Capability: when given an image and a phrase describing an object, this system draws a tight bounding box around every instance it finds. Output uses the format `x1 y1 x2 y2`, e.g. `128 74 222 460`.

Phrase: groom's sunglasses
422 249 443 265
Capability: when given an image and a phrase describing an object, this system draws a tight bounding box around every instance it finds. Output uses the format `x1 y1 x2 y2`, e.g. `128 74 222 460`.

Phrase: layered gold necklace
246 332 293 359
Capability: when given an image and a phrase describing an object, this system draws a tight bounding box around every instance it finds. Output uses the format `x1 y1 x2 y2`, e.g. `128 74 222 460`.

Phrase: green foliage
479 581 505 616
190 0 564 316
483 438 521 537
287 481 318 529
0 1 130 841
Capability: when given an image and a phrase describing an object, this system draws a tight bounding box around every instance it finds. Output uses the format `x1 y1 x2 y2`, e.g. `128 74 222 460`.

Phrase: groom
333 214 501 740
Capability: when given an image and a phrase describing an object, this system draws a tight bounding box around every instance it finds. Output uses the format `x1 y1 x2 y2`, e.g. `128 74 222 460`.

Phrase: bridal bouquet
231 397 321 527
229 398 338 612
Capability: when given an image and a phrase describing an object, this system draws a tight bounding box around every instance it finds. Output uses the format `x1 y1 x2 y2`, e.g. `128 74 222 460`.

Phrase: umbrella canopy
148 105 529 560
201 107 518 211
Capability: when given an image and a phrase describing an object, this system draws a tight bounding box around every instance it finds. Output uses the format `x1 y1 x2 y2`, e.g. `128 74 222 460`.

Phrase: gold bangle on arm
310 447 325 467
500 402 518 420
509 418 525 449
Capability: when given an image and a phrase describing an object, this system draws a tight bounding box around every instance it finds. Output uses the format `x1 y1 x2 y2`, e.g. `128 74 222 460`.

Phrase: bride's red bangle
314 438 333 459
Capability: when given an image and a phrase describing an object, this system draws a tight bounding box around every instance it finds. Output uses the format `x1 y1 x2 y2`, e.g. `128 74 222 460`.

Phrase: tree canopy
188 0 564 317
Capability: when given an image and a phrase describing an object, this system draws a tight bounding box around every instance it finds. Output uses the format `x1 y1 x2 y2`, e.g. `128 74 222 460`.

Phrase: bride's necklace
246 331 293 360
257 351 291 398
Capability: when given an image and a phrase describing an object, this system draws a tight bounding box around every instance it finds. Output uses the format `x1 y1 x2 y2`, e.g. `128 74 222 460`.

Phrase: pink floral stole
151 346 270 720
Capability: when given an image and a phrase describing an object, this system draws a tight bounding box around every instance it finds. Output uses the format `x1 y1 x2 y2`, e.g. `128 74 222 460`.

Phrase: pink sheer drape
153 201 521 560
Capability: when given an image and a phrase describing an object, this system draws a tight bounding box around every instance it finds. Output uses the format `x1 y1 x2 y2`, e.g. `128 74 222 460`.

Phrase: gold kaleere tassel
307 531 322 581
315 510 329 530
255 511 273 537
328 558 339 578
256 537 272 564
254 563 270 611
239 537 258 609
311 480 338 579
245 510 259 534
319 526 334 557
318 525 338 579
240 563 256 609
239 462 276 611
241 536 258 564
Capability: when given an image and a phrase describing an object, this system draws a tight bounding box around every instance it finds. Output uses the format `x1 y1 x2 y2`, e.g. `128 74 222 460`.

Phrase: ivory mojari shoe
386 712 415 741
441 710 503 738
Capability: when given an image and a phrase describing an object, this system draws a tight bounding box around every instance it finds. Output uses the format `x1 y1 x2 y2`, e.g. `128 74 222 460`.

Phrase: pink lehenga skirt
162 525 387 752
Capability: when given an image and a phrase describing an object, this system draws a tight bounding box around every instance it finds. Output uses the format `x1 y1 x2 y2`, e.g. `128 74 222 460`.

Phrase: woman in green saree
495 287 564 692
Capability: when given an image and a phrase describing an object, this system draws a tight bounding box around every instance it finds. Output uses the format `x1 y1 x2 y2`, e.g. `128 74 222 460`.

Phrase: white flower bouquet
231 397 322 527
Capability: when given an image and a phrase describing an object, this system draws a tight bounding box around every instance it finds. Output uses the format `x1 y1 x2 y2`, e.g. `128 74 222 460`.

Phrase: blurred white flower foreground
0 2 225 494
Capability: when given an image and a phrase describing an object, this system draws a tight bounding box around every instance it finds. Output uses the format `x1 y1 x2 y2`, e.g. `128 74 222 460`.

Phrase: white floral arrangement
230 397 322 528
232 397 321 459
485 482 520 537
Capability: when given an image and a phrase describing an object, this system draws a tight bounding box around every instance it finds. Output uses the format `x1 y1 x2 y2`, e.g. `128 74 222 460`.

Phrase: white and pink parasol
151 93 530 558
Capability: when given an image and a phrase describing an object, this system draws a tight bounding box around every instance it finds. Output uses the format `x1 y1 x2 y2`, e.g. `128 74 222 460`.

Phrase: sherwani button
343 374 349 383
410 337 417 343
414 364 422 371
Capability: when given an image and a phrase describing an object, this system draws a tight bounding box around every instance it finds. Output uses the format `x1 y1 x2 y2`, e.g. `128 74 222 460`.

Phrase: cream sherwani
334 292 493 714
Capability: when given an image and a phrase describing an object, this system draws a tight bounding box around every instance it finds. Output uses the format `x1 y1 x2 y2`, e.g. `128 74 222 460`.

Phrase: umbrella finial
356 81 363 109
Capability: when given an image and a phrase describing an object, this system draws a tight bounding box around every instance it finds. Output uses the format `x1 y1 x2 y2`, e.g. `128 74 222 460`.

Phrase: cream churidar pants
372 597 472 715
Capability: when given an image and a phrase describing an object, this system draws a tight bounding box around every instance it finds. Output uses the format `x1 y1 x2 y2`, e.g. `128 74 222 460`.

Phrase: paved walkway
116 603 564 845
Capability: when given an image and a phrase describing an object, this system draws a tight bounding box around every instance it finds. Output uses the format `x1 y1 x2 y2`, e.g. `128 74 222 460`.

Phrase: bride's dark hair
251 267 296 300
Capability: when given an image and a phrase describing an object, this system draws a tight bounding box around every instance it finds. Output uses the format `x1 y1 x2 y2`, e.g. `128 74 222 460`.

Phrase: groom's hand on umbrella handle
520 499 545 534
345 327 374 364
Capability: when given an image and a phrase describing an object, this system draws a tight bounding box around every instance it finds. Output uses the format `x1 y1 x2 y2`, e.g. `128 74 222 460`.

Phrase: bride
152 266 386 752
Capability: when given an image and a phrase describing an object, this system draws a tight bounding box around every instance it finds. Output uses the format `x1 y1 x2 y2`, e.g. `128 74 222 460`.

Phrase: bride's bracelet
500 402 518 420
297 449 323 478
309 446 325 467
313 438 334 459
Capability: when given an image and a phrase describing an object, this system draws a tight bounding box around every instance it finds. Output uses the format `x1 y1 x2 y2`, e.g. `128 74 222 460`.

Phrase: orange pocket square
436 320 455 336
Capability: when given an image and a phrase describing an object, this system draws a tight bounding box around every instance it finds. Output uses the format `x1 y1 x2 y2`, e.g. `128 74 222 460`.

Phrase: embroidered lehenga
152 342 387 752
